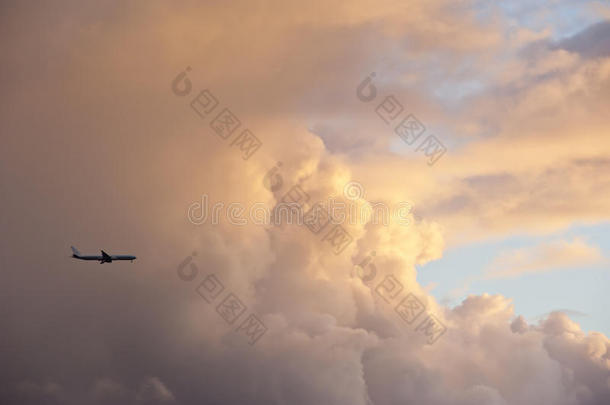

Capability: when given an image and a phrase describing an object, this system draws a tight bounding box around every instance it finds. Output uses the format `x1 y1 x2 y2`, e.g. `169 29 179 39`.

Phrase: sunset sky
2 1 610 404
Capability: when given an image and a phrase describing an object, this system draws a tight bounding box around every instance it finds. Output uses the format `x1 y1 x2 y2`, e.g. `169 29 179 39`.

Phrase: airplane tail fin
71 246 81 257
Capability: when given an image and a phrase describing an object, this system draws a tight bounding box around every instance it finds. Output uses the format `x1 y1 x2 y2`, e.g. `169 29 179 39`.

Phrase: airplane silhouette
71 246 136 263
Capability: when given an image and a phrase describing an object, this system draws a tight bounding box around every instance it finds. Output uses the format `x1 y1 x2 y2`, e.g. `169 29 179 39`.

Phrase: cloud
485 238 605 278
558 20 610 58
15 381 64 404
136 377 175 404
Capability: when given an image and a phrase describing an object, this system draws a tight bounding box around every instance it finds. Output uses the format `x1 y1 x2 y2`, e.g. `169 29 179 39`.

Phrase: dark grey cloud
557 21 610 58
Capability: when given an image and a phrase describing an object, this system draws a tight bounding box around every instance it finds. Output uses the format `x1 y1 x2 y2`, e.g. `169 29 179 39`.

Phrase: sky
1 1 610 404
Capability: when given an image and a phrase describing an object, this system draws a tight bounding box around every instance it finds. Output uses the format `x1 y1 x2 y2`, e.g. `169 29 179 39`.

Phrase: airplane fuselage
72 254 136 262
71 247 136 263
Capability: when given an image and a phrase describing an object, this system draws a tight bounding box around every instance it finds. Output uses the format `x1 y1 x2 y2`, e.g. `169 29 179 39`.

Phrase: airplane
71 246 136 263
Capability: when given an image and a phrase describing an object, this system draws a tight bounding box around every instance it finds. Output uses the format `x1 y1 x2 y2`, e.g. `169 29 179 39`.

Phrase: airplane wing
101 250 111 261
